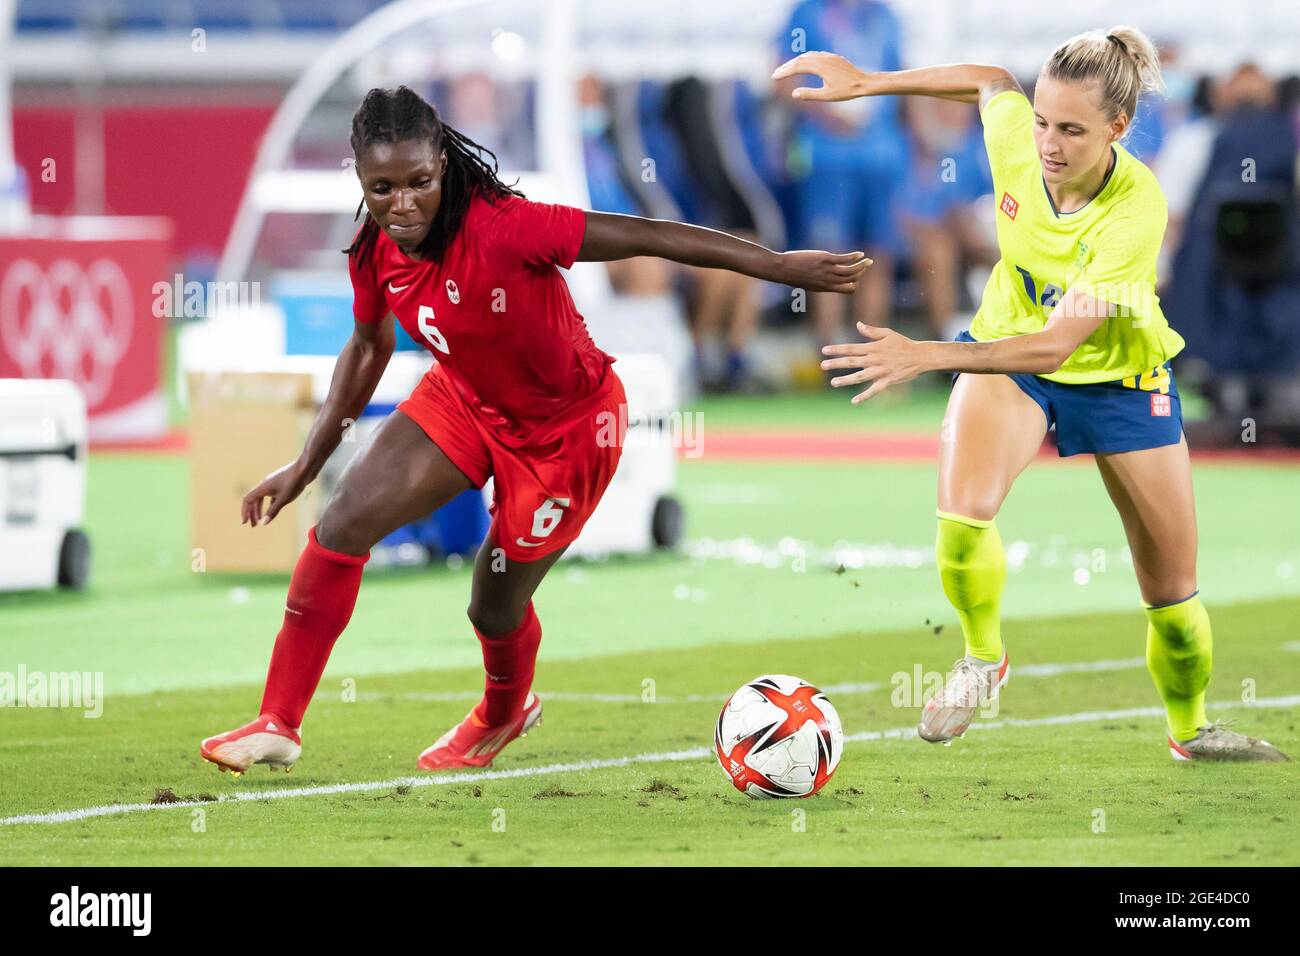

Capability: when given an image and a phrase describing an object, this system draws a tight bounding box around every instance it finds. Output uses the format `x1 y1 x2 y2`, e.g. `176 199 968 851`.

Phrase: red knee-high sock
259 526 369 730
471 602 542 727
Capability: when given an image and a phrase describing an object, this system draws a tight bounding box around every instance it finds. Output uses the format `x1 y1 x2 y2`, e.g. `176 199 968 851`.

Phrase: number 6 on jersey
532 497 570 538
417 305 449 354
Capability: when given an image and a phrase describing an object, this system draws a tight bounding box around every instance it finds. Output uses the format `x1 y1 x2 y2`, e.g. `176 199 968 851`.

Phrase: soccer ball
715 674 844 798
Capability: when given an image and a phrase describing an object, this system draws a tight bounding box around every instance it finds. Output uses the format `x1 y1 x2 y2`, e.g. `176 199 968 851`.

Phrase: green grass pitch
1 389 1297 865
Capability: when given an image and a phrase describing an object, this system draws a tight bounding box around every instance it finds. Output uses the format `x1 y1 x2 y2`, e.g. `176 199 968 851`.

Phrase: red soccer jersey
348 192 615 447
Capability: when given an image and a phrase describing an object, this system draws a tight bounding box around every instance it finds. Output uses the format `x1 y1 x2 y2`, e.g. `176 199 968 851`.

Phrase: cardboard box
187 371 319 573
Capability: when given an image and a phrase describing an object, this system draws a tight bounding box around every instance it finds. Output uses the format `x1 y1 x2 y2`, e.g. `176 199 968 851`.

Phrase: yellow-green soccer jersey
969 90 1185 384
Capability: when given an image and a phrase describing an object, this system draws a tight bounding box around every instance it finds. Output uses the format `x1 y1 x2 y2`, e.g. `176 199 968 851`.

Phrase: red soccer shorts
396 363 626 562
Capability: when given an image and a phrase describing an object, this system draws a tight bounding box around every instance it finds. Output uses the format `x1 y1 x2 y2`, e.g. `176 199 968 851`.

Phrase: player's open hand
778 250 872 294
242 459 311 527
772 52 872 102
821 322 931 403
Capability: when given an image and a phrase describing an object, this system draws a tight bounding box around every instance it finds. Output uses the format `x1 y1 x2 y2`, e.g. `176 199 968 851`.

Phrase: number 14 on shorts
516 497 570 549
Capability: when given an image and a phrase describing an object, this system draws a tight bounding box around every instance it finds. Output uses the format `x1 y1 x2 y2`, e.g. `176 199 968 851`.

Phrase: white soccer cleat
1168 721 1290 762
918 650 1009 744
200 715 302 776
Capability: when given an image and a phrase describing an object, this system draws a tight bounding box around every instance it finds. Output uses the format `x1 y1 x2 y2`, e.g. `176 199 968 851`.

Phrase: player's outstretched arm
773 52 1022 110
576 210 870 294
821 289 1111 404
241 316 396 526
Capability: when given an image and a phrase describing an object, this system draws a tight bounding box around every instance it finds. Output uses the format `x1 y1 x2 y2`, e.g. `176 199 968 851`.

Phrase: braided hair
345 85 523 264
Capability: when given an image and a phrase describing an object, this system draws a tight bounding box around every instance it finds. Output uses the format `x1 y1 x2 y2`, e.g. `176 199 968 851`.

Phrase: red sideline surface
91 429 190 454
89 427 1300 464
684 430 1300 463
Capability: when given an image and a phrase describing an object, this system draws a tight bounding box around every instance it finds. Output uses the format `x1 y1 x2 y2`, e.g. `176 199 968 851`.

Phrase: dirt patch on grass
150 788 218 805
640 779 687 800
533 787 580 799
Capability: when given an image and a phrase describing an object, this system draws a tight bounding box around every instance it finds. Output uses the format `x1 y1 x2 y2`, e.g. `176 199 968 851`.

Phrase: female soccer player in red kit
201 86 869 775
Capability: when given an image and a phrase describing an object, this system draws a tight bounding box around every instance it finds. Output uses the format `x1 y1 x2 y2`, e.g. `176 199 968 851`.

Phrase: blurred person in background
1151 65 1281 272
688 247 767 394
445 72 532 171
1123 40 1193 162
581 74 768 393
1161 63 1300 395
1151 74 1220 280
662 77 770 393
896 96 997 343
775 0 908 357
578 74 672 297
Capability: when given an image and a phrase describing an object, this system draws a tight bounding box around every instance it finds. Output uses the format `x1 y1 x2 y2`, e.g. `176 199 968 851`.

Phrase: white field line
3 694 1296 828
358 681 886 705
1015 657 1145 677
351 657 1147 706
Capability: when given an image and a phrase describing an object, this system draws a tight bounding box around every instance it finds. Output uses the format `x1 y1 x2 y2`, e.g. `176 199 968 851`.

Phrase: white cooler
566 353 684 558
0 379 91 591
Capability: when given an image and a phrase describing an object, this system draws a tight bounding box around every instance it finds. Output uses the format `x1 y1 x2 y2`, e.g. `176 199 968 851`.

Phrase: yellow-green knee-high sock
1145 592 1212 742
935 510 1006 662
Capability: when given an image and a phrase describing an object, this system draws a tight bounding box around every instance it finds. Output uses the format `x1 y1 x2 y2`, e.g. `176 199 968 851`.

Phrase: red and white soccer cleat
200 715 302 776
417 693 542 770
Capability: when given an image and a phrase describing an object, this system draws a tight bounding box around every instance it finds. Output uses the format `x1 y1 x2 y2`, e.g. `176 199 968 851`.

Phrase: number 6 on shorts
531 497 571 538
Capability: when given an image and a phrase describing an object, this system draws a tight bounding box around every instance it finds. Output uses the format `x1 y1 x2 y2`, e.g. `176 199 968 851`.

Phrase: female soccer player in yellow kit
776 27 1288 761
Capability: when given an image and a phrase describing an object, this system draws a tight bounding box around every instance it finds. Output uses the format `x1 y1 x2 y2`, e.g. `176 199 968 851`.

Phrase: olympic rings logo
0 257 134 406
